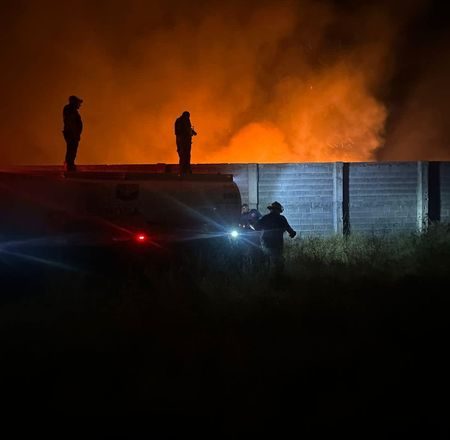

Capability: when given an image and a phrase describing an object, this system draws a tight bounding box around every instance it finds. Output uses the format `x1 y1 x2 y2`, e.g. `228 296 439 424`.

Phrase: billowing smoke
379 2 450 161
0 0 447 165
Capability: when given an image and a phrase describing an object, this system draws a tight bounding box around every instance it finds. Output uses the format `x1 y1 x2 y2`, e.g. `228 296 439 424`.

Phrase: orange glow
203 66 386 163
2 0 424 166
79 62 387 165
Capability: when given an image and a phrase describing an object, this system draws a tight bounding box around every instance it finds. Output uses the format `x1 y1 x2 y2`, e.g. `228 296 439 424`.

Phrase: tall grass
2 223 449 307
172 223 450 301
287 223 450 281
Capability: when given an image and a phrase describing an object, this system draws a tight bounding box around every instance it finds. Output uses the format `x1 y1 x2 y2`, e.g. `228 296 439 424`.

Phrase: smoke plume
0 0 447 164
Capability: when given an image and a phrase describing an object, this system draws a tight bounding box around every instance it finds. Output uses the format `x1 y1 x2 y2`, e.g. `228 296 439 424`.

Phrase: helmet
267 201 283 212
69 95 83 104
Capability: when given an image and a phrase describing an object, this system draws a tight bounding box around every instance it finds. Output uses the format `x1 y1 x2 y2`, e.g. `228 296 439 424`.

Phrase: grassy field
1 225 450 436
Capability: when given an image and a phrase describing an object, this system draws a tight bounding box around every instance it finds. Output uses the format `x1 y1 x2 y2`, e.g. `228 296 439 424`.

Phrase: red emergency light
134 232 149 243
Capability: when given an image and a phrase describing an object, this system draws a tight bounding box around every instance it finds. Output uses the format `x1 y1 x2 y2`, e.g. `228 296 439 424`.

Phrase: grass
289 223 450 280
1 225 450 435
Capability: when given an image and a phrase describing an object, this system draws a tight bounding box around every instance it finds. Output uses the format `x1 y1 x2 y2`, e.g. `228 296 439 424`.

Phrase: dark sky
379 0 450 159
0 0 449 164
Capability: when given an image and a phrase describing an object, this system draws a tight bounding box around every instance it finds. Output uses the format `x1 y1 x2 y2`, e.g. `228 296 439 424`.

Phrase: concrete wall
185 161 450 236
347 162 419 234
441 162 450 223
257 163 335 236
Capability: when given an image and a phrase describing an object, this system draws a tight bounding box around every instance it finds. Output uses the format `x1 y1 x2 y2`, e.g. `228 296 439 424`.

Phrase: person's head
241 203 249 214
69 95 83 109
267 201 283 214
182 111 190 119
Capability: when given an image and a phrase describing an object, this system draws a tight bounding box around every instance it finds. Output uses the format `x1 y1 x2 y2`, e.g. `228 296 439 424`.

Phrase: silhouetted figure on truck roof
254 201 296 279
175 111 197 175
63 95 83 172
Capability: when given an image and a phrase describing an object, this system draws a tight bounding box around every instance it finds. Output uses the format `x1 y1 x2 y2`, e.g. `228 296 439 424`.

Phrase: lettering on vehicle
116 184 140 201
99 205 140 218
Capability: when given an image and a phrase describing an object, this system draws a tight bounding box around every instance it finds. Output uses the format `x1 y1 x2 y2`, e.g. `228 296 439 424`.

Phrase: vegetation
1 225 450 435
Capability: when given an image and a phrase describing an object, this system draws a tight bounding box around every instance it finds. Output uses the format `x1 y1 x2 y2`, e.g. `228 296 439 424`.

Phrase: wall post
428 162 441 224
417 161 429 232
248 163 259 210
333 162 344 234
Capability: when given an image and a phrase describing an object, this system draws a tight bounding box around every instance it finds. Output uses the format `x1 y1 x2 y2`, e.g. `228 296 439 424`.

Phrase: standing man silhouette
63 95 83 172
254 201 297 279
174 111 197 174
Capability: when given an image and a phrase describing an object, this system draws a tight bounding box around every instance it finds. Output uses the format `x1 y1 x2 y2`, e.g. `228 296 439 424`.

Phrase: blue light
230 230 239 239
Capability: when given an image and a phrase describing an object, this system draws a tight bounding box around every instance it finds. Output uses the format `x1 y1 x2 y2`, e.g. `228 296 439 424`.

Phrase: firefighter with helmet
254 201 297 278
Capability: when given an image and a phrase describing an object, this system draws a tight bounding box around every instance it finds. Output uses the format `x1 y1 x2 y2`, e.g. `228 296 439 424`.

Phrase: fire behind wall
0 0 449 165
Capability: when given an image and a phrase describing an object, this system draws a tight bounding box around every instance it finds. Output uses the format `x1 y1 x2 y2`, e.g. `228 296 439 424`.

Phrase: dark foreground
1 231 449 437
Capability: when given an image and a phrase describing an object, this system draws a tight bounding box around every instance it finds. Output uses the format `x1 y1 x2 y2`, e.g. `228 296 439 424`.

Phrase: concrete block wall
441 163 450 223
257 163 335 236
347 162 419 234
165 161 449 236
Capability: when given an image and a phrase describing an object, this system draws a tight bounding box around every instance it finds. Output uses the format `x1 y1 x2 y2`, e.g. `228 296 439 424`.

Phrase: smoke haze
0 0 448 164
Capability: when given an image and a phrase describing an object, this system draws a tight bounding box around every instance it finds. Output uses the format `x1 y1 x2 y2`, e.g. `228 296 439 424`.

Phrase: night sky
0 0 449 164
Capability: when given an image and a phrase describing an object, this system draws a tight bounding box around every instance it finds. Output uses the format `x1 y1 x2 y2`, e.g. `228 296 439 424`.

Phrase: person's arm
282 216 296 238
253 216 265 231
77 112 83 135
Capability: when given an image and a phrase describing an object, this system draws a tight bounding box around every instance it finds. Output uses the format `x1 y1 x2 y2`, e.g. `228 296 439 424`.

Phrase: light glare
135 233 148 243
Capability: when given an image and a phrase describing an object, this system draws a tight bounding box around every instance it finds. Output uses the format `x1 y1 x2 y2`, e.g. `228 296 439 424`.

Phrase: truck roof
0 165 234 182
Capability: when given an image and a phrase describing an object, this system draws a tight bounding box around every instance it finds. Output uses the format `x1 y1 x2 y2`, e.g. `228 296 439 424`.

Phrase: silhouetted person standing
255 201 296 279
175 111 197 174
63 95 83 172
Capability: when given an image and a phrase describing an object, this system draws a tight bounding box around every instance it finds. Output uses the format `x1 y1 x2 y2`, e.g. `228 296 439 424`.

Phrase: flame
203 65 386 163
205 122 291 163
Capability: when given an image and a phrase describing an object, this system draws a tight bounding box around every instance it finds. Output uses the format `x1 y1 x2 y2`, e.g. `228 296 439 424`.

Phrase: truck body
0 165 242 247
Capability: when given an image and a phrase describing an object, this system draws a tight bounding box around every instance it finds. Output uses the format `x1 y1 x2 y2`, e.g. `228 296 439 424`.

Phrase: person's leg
67 139 79 170
186 143 192 174
272 251 285 279
179 140 191 174
64 135 70 166
64 138 78 171
261 245 272 273
176 140 183 174
266 247 284 280
180 149 187 174
71 139 79 166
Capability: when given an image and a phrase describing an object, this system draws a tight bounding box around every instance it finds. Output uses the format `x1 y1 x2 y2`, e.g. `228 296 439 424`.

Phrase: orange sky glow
2 0 448 165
